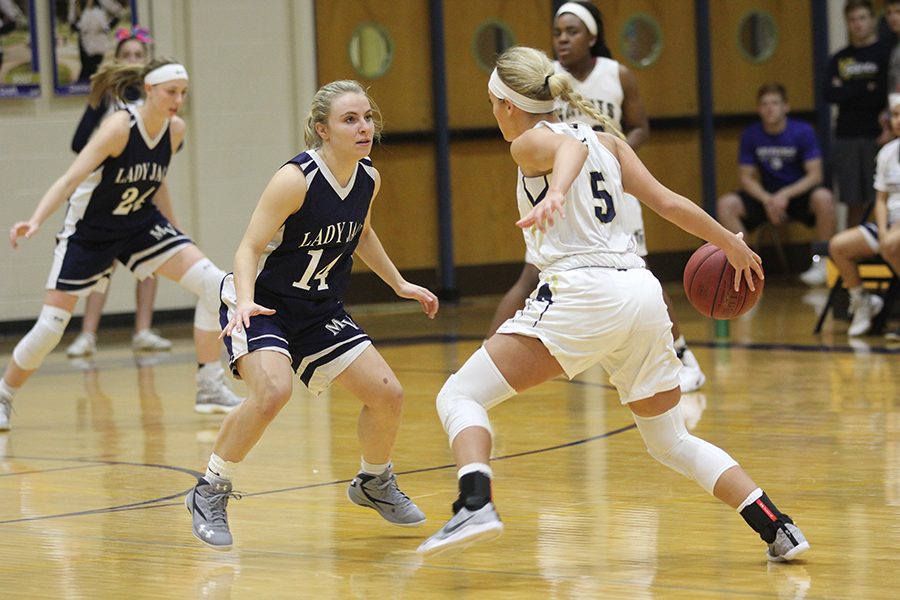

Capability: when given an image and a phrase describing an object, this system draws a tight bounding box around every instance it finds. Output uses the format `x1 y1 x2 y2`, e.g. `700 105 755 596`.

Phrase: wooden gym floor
0 280 898 599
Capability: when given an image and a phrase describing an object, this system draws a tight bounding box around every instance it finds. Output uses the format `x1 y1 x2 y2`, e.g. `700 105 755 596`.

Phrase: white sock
736 487 763 512
848 285 865 301
206 453 238 482
673 335 687 352
197 363 224 381
360 458 391 476
0 379 17 401
458 462 493 479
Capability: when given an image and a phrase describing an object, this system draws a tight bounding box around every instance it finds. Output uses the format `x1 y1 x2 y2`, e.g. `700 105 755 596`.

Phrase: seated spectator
828 94 900 336
717 83 836 286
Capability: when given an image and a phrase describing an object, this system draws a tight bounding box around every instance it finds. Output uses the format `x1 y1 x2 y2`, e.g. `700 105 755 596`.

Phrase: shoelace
0 398 12 416
205 489 243 525
373 474 413 505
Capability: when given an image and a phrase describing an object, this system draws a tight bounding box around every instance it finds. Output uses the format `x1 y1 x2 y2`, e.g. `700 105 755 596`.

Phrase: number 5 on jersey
590 172 615 223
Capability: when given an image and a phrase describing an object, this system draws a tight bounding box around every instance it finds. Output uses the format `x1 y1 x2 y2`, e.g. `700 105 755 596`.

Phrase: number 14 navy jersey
254 149 375 301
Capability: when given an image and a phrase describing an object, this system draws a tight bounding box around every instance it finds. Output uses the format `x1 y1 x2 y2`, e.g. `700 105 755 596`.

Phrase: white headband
488 69 556 114
890 93 900 110
144 63 189 85
556 2 598 37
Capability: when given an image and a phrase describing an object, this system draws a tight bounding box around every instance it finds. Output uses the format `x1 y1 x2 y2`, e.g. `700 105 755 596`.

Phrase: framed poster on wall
0 0 39 98
50 0 137 95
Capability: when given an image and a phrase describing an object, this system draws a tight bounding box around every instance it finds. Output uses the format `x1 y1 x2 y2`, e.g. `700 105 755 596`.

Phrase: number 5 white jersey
517 121 644 273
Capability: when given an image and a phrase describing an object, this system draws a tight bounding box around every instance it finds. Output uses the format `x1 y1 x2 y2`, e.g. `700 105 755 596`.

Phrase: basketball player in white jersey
1 60 242 432
418 46 808 564
488 1 706 393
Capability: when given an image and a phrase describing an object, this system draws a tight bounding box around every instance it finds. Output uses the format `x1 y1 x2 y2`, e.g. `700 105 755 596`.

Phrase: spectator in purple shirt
717 83 836 286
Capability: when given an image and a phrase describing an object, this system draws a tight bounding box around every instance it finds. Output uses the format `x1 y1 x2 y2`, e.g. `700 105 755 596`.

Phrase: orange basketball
683 243 764 319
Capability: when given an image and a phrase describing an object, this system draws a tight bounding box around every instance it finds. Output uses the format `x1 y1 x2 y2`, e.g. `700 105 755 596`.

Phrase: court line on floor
28 331 900 379
3 331 873 525
0 423 637 525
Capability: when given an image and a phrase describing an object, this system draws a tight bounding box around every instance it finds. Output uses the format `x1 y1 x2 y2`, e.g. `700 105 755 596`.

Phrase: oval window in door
349 22 394 79
621 13 663 69
472 20 516 73
737 10 779 64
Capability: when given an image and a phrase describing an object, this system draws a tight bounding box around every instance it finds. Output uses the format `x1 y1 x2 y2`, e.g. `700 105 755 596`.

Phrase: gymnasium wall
0 1 853 325
316 0 822 295
0 0 318 323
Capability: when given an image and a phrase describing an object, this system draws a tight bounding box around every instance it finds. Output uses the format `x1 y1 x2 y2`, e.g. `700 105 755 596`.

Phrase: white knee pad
12 306 72 370
436 346 516 445
633 403 738 495
178 258 225 332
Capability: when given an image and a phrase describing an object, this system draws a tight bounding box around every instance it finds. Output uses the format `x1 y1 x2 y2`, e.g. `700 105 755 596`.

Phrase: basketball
683 242 764 319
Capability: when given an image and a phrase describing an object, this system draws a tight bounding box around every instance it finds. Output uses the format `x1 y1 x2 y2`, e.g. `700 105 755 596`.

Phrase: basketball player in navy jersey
0 59 242 432
487 1 707 393
65 25 175 358
417 46 808 563
185 80 439 550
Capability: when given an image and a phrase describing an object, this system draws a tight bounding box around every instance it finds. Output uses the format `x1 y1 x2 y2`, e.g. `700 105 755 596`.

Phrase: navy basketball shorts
220 274 372 395
46 211 192 296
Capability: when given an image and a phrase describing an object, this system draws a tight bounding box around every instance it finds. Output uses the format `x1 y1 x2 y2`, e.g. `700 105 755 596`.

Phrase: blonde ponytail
495 46 626 140
87 58 184 109
88 63 143 108
550 74 625 140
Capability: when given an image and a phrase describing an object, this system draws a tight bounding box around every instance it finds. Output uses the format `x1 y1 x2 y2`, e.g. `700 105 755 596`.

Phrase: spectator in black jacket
825 0 892 227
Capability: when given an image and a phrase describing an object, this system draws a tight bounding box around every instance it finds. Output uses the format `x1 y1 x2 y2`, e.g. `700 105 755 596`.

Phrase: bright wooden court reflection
1 281 899 599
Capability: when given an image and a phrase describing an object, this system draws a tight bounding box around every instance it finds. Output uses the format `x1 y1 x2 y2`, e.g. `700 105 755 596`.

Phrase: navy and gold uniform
221 148 376 394
47 107 191 294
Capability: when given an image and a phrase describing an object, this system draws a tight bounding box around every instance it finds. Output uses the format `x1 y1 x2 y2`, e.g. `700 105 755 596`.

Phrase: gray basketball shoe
195 365 244 414
417 502 503 556
347 470 426 527
767 522 810 562
0 397 11 432
186 478 241 550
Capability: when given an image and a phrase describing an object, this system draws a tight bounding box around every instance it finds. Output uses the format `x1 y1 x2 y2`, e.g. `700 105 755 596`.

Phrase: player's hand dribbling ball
683 242 764 319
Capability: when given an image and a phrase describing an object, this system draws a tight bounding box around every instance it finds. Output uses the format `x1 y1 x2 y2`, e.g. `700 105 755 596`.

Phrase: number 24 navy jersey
62 107 171 243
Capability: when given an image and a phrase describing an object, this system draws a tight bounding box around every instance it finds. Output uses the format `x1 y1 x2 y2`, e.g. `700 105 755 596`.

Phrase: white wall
0 0 316 323
828 0 848 53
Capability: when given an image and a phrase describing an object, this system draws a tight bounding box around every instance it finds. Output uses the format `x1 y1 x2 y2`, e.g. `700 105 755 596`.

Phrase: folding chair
754 222 791 275
813 202 900 334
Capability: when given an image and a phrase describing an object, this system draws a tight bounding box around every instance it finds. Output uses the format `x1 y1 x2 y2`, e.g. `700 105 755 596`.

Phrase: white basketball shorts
496 267 680 403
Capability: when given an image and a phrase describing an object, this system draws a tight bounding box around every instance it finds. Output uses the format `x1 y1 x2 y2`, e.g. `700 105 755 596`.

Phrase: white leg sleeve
632 403 738 495
12 306 72 370
178 258 225 332
435 346 516 445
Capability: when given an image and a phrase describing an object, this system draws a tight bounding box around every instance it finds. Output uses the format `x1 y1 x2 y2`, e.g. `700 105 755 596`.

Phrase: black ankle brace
452 471 492 513
740 492 792 543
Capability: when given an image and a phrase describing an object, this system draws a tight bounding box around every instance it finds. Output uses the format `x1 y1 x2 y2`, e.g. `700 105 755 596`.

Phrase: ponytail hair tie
544 74 552 87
